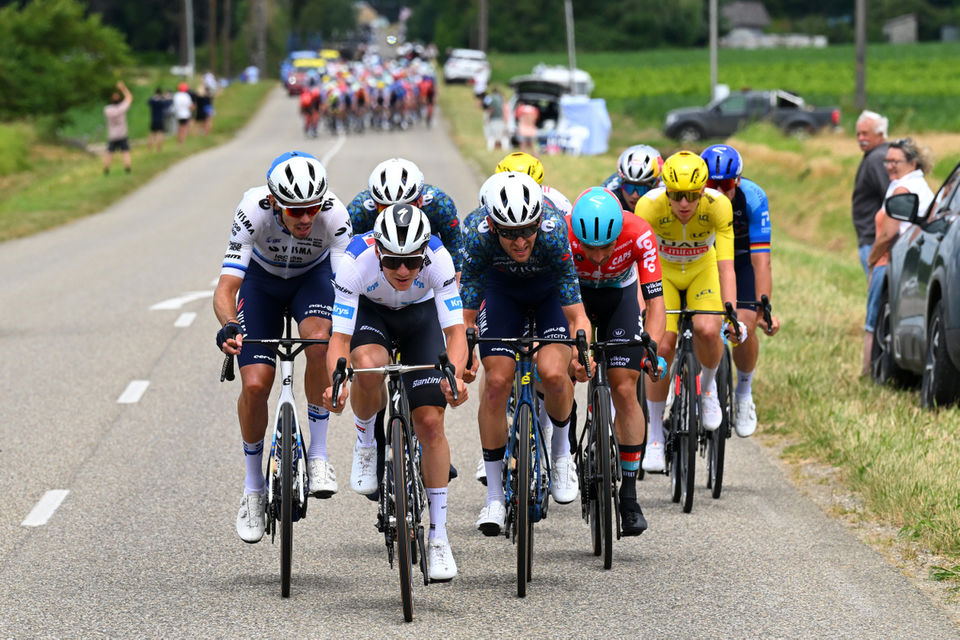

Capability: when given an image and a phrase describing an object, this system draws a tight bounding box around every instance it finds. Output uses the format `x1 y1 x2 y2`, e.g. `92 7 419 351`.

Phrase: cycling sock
701 364 719 394
426 487 448 540
355 414 377 447
619 444 642 503
243 439 265 494
737 370 755 399
306 404 330 460
549 412 571 460
646 400 666 444
482 447 506 504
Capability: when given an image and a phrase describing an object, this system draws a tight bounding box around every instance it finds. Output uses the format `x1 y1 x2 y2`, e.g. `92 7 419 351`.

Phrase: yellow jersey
634 187 734 270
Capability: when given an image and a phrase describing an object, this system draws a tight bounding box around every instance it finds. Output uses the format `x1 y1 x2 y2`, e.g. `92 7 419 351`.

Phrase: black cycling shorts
580 280 645 372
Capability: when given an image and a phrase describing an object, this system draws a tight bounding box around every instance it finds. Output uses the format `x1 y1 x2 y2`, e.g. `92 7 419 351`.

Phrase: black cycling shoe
620 501 648 537
448 464 458 481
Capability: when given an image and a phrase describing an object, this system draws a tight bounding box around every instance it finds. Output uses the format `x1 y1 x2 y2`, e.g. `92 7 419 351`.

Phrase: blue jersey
347 183 463 271
459 199 582 310
730 177 772 258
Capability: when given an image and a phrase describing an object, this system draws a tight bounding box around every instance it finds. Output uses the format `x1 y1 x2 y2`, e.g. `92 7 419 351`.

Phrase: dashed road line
117 380 150 404
22 490 70 527
174 312 197 328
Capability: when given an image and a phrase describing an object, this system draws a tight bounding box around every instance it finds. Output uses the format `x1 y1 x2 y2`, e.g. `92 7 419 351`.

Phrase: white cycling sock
646 400 666 445
484 459 505 504
737 370 754 399
355 414 377 447
700 364 719 394
426 487 448 540
243 439 265 494
307 403 329 460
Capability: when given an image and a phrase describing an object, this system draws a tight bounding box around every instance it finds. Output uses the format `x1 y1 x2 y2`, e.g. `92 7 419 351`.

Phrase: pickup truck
663 89 840 142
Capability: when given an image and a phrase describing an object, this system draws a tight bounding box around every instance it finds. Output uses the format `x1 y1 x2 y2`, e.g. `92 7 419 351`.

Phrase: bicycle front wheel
516 403 533 598
280 404 294 598
594 387 614 569
392 417 414 622
708 347 732 499
679 352 699 514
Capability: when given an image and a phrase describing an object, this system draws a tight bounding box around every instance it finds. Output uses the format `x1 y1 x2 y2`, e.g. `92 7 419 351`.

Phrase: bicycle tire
516 403 533 598
594 386 614 569
636 374 647 481
586 401 602 556
392 416 414 622
709 347 731 499
280 404 294 598
679 352 699 514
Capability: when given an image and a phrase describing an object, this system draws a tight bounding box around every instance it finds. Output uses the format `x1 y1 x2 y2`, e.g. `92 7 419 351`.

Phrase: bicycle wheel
593 386 614 569
516 403 533 598
679 352 699 514
708 347 731 499
392 416 414 622
280 404 294 598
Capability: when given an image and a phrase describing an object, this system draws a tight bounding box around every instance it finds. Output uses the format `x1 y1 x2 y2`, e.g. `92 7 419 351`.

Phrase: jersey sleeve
323 194 353 274
712 194 735 262
220 194 258 279
423 187 464 272
547 217 582 306
458 210 488 311
742 180 772 254
347 190 378 236
632 217 664 300
633 189 663 226
427 244 464 328
330 258 363 336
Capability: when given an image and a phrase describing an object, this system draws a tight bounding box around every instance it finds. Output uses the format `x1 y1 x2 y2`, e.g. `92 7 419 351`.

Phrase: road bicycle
661 300 739 514
330 351 457 622
576 331 659 569
466 323 589 597
706 295 774 499
220 312 327 598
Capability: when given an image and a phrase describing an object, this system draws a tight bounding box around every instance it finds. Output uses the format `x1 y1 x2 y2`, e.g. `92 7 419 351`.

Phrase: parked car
871 170 960 408
663 89 840 142
442 48 488 84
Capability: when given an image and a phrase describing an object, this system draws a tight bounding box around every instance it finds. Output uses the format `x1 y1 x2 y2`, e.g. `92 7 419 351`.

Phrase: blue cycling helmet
701 144 743 180
571 187 624 247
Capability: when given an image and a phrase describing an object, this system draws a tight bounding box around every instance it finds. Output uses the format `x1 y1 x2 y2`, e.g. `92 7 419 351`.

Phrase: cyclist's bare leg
536 343 575 422
610 367 644 446
348 343 390 420
412 405 450 488
692 314 724 371
238 363 276 442
300 316 331 406
731 308 759 374
647 331 676 403
478 355 515 451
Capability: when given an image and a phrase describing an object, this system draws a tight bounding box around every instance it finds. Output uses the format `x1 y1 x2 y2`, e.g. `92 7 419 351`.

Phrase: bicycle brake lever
437 351 458 403
331 357 347 409
575 329 591 378
465 327 477 371
220 354 235 382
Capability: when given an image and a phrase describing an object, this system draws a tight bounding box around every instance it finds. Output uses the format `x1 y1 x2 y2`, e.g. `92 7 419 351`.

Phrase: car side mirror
885 192 919 223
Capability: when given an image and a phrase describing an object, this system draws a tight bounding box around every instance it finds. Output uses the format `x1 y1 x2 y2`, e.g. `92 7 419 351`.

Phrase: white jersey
331 233 464 336
543 185 572 216
220 185 352 280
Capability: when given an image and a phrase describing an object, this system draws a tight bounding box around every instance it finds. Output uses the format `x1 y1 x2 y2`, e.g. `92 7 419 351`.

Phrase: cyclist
495 151 573 216
347 158 463 277
461 171 592 534
214 151 353 543
322 204 468 582
602 144 663 212
700 144 781 438
633 151 743 472
568 187 666 535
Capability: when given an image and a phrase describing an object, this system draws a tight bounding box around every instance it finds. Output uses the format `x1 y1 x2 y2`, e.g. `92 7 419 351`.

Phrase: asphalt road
1 87 957 639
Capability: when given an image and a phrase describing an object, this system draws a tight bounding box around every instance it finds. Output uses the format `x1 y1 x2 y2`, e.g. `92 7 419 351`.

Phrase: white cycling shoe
350 442 378 495
734 395 758 437
427 538 458 582
307 457 338 498
701 390 723 431
550 455 579 504
641 442 666 473
476 500 506 537
236 492 265 544
475 457 487 485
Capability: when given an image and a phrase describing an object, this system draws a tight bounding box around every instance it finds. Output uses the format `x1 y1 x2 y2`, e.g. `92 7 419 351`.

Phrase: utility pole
185 0 196 78
208 0 218 73
221 0 232 78
253 0 267 77
855 0 866 110
564 0 576 93
709 0 718 99
478 0 488 52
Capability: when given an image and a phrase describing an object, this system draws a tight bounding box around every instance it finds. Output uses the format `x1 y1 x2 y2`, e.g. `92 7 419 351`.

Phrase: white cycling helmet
266 151 328 206
373 204 431 254
368 158 425 205
480 171 542 227
617 144 661 185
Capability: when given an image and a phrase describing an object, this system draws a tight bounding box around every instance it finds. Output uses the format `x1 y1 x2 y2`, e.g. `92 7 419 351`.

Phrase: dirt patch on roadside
756 432 960 627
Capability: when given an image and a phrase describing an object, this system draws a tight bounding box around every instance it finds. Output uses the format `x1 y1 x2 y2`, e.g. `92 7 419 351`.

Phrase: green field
488 42 960 133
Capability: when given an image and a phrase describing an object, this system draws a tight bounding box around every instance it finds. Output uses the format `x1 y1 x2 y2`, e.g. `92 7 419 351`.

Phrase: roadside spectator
194 84 213 135
203 70 218 96
515 101 539 155
147 87 172 152
103 80 133 175
862 137 934 376
172 82 194 144
852 110 890 277
472 64 489 106
482 86 509 151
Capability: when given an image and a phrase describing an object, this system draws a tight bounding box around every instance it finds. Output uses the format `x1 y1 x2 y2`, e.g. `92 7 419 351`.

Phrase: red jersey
568 212 662 297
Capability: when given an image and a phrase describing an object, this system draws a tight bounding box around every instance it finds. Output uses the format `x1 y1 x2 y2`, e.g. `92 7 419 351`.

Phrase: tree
0 0 132 122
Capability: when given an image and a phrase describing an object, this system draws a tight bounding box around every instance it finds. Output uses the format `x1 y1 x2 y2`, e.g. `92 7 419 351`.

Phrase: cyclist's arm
563 302 591 382
323 331 352 411
643 288 666 349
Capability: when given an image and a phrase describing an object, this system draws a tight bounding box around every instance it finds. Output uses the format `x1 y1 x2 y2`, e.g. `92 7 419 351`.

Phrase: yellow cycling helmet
661 151 708 192
495 151 545 186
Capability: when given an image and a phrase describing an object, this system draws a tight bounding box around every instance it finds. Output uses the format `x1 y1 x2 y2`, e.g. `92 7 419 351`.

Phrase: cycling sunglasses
283 203 323 218
380 253 425 271
665 189 702 202
493 222 539 240
706 178 738 192
621 182 654 196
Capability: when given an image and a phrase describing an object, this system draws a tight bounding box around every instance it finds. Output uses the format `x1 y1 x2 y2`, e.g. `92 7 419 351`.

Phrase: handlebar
219 336 330 383
760 294 774 335
588 331 662 379
331 352 459 410
465 327 591 378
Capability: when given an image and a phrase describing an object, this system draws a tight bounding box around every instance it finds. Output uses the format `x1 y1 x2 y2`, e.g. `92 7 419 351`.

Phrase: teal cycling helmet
571 187 624 247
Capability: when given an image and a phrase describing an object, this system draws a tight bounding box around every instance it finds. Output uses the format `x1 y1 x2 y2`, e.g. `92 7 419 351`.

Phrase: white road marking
117 380 150 404
150 291 214 311
22 490 70 527
174 312 197 327
321 134 347 165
